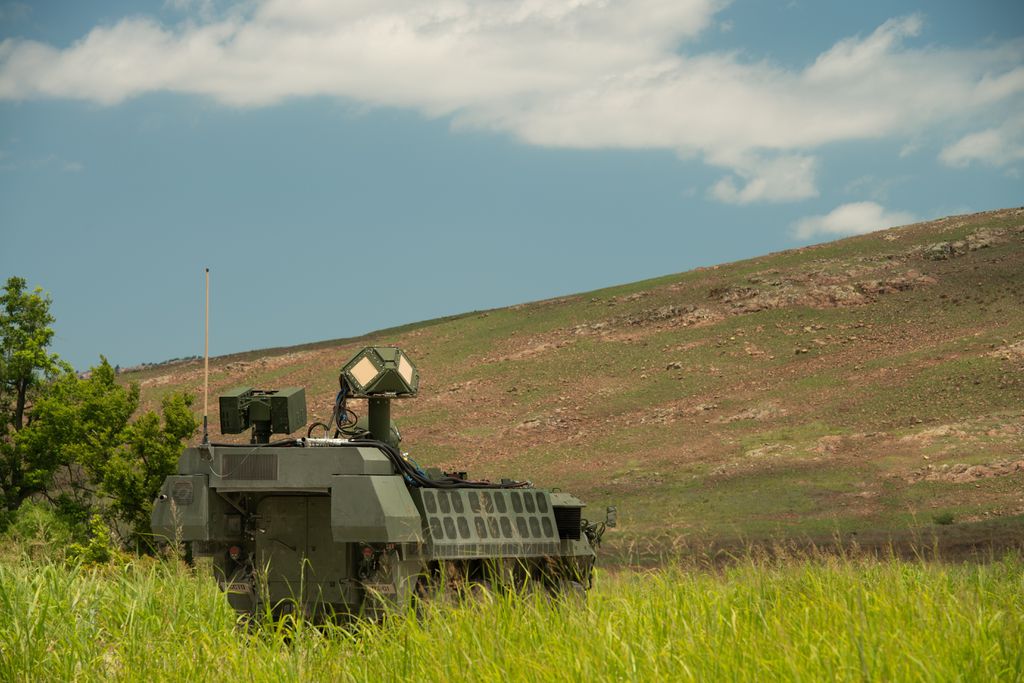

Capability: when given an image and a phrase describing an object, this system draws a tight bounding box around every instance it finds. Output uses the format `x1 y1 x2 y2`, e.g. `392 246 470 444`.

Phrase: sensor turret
340 347 418 447
219 386 307 444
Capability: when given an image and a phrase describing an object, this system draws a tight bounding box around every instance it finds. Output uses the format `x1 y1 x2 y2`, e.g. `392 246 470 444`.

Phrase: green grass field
3 550 1022 682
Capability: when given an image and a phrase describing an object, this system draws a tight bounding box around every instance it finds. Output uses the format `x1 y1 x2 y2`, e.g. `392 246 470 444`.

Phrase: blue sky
0 1 1021 370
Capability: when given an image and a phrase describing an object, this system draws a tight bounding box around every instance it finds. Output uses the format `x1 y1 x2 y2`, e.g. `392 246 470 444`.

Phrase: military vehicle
152 346 614 619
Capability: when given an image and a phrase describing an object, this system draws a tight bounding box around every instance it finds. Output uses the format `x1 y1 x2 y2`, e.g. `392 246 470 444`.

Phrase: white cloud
709 153 817 203
792 201 916 239
898 140 920 158
940 117 1024 168
0 2 1022 202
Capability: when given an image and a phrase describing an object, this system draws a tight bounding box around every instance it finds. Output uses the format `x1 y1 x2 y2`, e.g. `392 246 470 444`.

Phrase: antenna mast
203 267 210 444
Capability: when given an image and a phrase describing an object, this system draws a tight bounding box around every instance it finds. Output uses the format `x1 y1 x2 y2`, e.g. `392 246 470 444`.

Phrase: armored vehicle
152 347 613 618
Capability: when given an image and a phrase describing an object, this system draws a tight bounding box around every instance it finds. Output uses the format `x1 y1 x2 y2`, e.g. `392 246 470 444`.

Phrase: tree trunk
2 377 31 510
4 451 22 511
13 377 28 431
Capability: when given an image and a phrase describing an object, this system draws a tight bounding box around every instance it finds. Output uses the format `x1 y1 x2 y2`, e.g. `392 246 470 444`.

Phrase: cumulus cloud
940 116 1024 168
709 153 817 204
0 2 1021 202
792 202 916 239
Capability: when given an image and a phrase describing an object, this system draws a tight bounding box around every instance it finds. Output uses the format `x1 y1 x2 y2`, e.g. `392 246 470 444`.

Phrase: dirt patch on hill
715 404 788 423
814 435 844 454
898 424 968 445
566 265 935 340
139 349 323 388
608 468 666 492
907 459 1024 483
511 409 585 435
989 340 1024 361
140 371 198 388
223 350 321 374
920 227 1009 260
636 400 720 425
709 443 797 476
487 338 575 362
569 305 722 338
711 269 937 314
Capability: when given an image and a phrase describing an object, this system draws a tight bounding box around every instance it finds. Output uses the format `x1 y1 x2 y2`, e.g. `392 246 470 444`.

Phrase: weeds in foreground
1 549 1022 682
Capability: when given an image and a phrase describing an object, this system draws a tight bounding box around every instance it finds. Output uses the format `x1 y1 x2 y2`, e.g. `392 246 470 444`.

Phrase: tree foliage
16 358 138 525
0 276 64 512
101 390 196 542
1 276 198 549
17 358 197 546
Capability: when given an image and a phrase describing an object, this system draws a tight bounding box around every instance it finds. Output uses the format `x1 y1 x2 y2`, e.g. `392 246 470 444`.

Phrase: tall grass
1 552 1022 682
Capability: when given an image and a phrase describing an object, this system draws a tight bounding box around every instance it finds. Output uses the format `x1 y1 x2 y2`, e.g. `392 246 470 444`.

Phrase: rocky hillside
127 207 1024 556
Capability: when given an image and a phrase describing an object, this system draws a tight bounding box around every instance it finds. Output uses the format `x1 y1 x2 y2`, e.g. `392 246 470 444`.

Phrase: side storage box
151 474 238 542
330 475 423 543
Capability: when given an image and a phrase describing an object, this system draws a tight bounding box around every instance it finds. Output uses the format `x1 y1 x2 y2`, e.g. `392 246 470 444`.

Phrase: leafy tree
18 358 197 547
0 276 64 513
101 391 196 544
1 277 198 550
16 358 138 527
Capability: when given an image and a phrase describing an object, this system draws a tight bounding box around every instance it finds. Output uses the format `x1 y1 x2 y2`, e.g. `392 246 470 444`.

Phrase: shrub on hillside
932 511 955 525
0 501 74 562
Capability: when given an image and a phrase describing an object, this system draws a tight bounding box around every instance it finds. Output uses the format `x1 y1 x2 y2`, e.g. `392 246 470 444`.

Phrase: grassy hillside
127 207 1024 553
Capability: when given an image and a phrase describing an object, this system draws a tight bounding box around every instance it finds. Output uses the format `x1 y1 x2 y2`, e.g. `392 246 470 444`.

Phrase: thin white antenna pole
203 267 210 444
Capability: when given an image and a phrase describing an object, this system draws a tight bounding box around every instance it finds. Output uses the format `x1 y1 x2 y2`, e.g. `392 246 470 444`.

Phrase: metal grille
432 541 560 559
553 506 581 540
170 480 194 505
222 452 278 480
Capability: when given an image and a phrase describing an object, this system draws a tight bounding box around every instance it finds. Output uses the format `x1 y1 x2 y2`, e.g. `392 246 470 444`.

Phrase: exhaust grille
432 542 560 559
553 506 581 540
222 453 278 480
